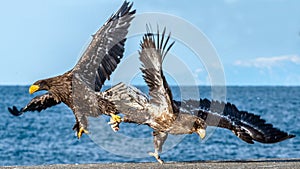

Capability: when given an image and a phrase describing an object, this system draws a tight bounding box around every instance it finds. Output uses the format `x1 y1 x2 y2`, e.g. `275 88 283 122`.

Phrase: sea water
0 86 299 166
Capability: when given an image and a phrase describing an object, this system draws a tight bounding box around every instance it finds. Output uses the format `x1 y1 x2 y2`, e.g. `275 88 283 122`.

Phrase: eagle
8 1 136 139
104 27 295 163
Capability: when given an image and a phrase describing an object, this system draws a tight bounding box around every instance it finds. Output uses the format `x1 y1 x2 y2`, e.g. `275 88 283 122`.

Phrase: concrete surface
2 159 300 169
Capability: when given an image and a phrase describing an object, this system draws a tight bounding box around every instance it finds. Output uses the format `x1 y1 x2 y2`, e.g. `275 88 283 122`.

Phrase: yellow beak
29 85 40 94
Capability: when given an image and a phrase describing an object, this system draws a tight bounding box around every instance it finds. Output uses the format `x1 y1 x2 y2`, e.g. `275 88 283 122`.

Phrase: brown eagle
8 1 135 139
104 27 295 163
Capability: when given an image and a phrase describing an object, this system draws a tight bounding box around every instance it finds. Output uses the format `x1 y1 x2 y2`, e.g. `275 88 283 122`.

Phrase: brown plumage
8 1 135 138
104 27 295 163
104 28 207 163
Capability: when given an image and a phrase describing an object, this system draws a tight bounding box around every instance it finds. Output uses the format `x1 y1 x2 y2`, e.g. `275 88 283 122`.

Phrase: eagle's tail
181 99 295 144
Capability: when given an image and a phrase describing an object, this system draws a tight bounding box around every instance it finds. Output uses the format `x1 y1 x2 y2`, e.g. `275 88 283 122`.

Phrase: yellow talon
77 127 89 139
197 128 206 139
110 113 121 123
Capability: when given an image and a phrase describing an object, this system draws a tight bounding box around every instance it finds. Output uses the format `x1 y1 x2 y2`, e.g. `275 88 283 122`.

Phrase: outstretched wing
8 93 61 116
181 99 295 144
72 1 135 91
139 27 175 111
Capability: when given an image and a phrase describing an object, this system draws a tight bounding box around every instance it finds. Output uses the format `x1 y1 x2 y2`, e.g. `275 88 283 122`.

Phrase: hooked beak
29 85 40 94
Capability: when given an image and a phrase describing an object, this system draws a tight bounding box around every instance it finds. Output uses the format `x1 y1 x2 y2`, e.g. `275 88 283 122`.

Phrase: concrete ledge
3 159 300 169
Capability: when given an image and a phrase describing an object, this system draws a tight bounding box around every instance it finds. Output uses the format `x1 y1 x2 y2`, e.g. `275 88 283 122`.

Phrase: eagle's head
29 80 50 94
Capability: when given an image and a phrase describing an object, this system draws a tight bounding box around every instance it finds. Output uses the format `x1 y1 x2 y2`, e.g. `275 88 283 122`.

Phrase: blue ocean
0 86 299 166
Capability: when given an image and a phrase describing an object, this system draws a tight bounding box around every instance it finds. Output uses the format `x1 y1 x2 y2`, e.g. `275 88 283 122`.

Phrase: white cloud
234 55 300 69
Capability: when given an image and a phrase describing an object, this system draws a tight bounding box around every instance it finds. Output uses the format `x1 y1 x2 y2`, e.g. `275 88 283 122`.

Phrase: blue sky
0 0 299 86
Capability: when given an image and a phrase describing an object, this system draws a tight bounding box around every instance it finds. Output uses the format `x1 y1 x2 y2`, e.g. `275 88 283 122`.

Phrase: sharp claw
111 126 119 132
77 127 89 139
111 124 119 132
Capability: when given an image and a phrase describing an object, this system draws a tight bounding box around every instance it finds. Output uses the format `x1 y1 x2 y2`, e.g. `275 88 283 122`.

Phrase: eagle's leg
196 128 206 140
148 151 164 164
73 115 89 139
73 122 89 139
148 131 168 164
108 113 122 132
194 118 207 140
77 126 89 138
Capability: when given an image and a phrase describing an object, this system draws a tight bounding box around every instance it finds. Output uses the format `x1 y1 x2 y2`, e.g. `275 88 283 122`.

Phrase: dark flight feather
181 99 295 144
8 93 60 116
73 1 135 91
139 27 175 108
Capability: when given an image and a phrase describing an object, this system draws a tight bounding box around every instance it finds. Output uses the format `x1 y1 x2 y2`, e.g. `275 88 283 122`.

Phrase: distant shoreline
2 159 300 169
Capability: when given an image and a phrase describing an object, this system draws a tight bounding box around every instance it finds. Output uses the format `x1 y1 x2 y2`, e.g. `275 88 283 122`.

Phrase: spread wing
139 27 175 113
72 1 135 91
181 99 295 144
8 93 61 116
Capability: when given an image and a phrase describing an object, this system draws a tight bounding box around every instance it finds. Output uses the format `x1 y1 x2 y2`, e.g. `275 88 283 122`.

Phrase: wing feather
72 1 135 91
139 27 175 108
181 99 295 144
8 93 61 116
103 82 151 124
